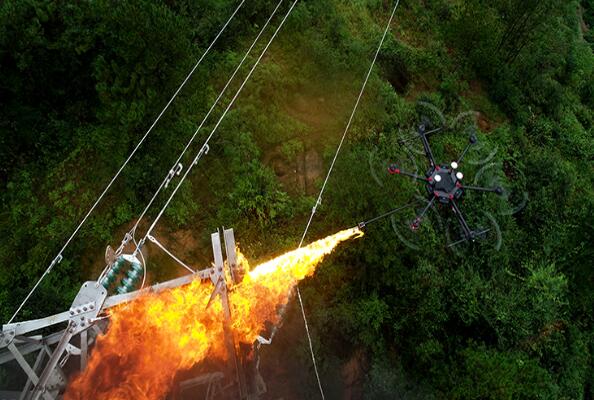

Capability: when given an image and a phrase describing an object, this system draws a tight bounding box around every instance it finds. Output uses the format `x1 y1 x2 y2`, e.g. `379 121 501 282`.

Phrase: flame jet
64 227 363 400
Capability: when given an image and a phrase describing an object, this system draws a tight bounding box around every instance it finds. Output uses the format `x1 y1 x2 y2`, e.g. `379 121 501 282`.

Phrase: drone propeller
463 185 504 195
447 227 491 247
457 132 478 164
398 126 443 145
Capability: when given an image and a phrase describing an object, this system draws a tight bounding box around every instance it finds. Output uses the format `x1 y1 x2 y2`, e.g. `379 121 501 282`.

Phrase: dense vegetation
1 0 592 398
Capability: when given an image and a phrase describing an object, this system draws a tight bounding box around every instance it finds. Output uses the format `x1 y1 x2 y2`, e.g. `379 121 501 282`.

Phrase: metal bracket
223 228 242 284
30 281 107 399
210 231 225 286
193 144 210 166
0 328 16 349
67 282 107 336
104 245 116 267
164 163 183 188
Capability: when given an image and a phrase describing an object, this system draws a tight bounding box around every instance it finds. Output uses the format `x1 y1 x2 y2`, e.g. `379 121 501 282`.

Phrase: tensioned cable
137 0 300 246
129 0 286 241
7 0 246 324
147 235 196 274
298 0 401 248
358 201 420 228
293 2 401 399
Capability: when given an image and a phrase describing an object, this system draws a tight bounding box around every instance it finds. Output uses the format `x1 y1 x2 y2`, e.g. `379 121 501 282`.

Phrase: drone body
388 124 503 246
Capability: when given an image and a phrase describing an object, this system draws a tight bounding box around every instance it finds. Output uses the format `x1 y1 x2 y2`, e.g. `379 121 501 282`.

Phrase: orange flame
64 227 362 399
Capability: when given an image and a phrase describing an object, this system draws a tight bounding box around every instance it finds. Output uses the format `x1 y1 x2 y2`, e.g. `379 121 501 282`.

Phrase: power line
7 1 246 324
130 0 286 242
97 0 286 286
294 1 402 398
137 0 300 246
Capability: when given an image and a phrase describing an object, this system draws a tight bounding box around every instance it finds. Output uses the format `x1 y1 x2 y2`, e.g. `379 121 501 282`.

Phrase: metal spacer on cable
193 144 210 165
312 197 322 214
47 255 63 274
164 163 183 188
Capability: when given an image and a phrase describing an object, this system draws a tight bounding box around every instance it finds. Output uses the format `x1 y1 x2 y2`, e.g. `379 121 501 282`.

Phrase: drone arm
419 130 437 167
424 127 443 136
463 185 503 195
451 200 473 239
448 227 491 247
418 197 435 219
457 142 472 164
457 133 478 164
388 165 428 182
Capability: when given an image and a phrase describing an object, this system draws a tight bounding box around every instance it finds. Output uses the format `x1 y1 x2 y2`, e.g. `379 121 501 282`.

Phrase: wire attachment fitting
47 255 63 274
312 197 322 214
164 163 183 188
193 144 210 166
133 238 146 256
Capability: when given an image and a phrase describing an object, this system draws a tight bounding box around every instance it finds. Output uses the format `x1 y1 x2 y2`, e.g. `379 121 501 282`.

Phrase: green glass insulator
112 257 125 272
101 264 121 288
116 278 135 294
127 266 143 281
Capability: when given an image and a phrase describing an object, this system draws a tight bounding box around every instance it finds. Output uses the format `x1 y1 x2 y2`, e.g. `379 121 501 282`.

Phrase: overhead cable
138 0 299 244
7 0 246 324
294 2 402 398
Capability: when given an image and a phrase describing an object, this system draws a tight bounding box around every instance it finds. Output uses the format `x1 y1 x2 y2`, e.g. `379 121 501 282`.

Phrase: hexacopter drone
387 124 503 246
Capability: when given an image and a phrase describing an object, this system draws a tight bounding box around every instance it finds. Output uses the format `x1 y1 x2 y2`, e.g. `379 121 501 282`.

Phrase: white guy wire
147 235 196 274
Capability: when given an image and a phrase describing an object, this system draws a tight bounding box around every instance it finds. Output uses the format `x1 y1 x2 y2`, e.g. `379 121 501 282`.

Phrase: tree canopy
1 0 592 398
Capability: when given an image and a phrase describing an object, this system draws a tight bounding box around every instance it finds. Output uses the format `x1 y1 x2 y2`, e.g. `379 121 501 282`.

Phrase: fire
64 227 362 400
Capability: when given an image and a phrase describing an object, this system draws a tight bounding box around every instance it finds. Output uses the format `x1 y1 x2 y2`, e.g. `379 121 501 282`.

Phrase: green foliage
227 161 293 227
281 139 304 162
0 0 593 396
450 345 558 399
480 262 567 348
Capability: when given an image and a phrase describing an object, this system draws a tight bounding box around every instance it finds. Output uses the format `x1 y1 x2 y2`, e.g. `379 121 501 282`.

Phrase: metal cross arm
2 311 72 342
